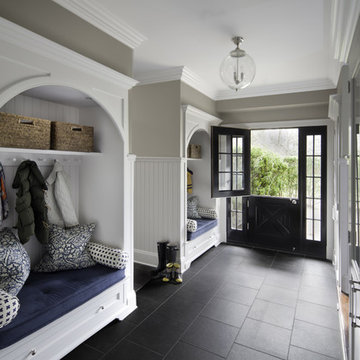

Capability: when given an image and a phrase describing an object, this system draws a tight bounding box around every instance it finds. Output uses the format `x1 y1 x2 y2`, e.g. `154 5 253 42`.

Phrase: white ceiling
99 0 335 98
53 0 357 99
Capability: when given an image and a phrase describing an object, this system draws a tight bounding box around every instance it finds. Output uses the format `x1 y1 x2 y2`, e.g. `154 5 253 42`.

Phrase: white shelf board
0 147 102 157
187 157 202 161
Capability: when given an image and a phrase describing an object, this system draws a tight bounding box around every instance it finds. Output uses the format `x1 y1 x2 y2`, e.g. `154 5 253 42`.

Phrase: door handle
350 279 360 329
290 199 297 205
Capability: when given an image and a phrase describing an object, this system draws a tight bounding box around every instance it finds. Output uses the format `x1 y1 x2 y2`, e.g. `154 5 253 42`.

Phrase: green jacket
12 160 49 244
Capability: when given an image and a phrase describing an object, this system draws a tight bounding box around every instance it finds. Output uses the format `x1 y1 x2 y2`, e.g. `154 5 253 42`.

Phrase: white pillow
87 242 129 269
187 219 198 232
198 207 218 219
0 289 20 328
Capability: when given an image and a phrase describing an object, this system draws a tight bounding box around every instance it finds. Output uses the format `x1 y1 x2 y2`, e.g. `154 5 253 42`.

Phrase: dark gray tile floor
63 244 343 360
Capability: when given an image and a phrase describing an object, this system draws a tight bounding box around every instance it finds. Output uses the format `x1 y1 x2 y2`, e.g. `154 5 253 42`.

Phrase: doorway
211 126 327 258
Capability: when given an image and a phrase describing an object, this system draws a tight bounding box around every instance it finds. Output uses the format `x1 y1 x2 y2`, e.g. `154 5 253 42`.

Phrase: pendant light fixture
220 36 256 91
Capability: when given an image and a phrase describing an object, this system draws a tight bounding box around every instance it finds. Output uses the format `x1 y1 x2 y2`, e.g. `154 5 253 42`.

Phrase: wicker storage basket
0 112 51 150
190 144 201 158
51 121 94 152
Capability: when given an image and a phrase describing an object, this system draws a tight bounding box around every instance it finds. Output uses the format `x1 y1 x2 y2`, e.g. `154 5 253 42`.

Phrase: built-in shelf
0 147 102 165
0 147 102 157
187 157 202 160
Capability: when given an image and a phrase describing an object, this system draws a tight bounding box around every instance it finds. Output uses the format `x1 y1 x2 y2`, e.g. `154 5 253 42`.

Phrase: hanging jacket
0 162 9 224
187 168 193 194
12 160 49 244
45 160 78 227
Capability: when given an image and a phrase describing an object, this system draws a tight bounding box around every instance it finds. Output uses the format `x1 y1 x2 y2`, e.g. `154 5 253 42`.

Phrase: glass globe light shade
220 48 256 91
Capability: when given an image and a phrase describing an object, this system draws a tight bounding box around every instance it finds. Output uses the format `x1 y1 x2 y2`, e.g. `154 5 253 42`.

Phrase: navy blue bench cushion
187 219 218 241
0 264 125 349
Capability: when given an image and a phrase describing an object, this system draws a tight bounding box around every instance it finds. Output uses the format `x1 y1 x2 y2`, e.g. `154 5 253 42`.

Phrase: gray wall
129 81 181 157
0 0 133 77
216 89 336 124
180 82 218 117
347 16 360 78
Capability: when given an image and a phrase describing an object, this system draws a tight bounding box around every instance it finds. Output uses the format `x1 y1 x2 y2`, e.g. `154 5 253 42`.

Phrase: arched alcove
0 85 125 264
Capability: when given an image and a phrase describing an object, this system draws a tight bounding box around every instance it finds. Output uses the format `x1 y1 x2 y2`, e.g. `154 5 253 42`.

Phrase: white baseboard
134 249 158 267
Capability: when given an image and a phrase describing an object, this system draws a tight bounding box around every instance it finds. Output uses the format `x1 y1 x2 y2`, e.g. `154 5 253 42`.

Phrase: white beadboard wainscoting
134 157 185 266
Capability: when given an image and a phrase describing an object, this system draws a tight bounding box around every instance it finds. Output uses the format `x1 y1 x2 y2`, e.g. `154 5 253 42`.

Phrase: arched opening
0 85 126 264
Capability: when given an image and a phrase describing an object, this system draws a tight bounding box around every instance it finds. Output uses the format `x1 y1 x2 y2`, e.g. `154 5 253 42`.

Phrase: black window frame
211 126 250 198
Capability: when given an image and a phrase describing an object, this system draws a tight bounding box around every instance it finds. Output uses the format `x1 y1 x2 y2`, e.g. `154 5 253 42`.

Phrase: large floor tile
85 319 137 353
201 297 249 327
181 316 238 358
235 318 291 359
126 294 160 325
165 341 223 360
153 295 205 325
102 339 162 360
226 272 264 289
298 285 337 308
257 284 297 307
216 282 258 306
301 273 337 290
264 268 301 290
237 262 271 277
62 343 103 360
295 300 339 330
247 299 295 329
126 312 188 355
303 259 335 279
291 320 342 359
227 344 281 360
288 346 339 360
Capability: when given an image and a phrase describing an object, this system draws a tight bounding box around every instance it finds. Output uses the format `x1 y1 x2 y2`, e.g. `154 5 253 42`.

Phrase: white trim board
0 17 138 89
135 66 335 101
52 0 146 49
221 118 333 129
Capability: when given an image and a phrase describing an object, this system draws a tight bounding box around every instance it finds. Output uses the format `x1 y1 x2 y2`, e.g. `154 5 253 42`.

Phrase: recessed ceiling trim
331 0 360 63
215 78 336 101
0 17 138 89
135 66 335 101
52 0 146 49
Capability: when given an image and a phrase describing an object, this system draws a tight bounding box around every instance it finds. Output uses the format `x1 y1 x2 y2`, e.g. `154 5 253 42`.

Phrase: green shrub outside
251 147 298 198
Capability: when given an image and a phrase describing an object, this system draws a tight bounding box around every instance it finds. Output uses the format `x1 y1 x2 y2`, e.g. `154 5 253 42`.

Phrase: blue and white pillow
33 224 96 272
198 207 218 220
187 196 201 219
87 242 129 269
187 219 198 232
0 228 30 295
0 289 20 328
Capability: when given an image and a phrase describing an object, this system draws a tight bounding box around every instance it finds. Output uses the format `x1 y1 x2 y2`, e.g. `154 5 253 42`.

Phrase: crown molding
181 67 217 99
0 17 138 89
215 78 336 100
135 66 184 85
331 0 360 63
182 105 221 123
52 0 146 49
135 66 217 99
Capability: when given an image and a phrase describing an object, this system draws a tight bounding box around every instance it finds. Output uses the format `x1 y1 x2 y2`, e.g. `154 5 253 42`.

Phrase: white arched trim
0 76 126 142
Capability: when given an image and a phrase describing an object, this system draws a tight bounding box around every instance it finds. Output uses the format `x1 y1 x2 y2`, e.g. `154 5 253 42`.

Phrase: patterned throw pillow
187 196 201 219
187 219 198 232
0 289 20 328
33 224 96 272
198 207 218 219
0 228 30 295
87 242 129 269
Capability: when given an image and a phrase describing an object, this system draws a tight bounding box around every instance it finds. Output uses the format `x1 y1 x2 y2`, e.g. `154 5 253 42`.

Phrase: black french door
212 126 327 258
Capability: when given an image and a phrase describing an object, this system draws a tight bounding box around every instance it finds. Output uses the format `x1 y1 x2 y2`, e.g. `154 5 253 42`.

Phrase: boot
173 263 182 284
152 240 169 277
166 243 178 264
162 263 173 283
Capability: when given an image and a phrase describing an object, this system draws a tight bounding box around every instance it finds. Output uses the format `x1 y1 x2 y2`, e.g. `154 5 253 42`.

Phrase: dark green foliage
251 147 298 198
